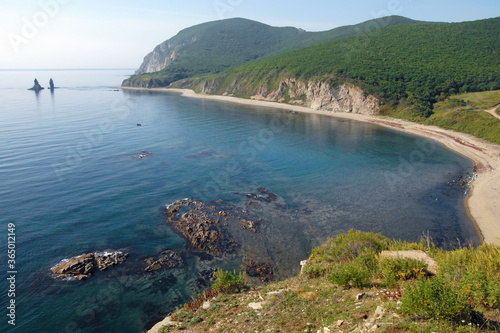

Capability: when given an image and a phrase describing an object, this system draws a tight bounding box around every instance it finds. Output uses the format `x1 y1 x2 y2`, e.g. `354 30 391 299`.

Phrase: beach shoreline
120 87 500 246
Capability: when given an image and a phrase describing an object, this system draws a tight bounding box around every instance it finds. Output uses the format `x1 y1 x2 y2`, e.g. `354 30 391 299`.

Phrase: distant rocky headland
28 78 56 92
28 78 44 92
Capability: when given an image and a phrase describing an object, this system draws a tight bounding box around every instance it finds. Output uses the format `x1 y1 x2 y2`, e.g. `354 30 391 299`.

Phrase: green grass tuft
401 276 476 323
212 269 247 294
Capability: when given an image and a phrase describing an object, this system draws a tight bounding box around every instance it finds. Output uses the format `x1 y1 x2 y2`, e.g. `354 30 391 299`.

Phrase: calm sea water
0 70 478 333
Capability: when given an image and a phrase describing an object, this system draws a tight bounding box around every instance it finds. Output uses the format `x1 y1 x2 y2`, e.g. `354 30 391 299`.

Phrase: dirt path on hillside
486 104 500 120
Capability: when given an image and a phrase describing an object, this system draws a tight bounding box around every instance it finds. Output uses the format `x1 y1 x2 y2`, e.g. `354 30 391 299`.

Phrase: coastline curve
120 87 500 246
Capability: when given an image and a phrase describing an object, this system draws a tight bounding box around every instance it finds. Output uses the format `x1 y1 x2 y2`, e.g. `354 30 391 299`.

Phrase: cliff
197 77 380 115
136 38 196 74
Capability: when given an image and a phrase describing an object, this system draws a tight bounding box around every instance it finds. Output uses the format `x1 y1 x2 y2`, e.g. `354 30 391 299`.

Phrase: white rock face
249 78 379 115
136 38 196 74
201 77 379 115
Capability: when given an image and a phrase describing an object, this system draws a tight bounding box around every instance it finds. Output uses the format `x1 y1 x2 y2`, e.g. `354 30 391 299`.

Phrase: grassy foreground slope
180 17 500 120
158 231 500 333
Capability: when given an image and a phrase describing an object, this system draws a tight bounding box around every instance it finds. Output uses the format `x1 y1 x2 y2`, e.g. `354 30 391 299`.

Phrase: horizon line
0 68 136 71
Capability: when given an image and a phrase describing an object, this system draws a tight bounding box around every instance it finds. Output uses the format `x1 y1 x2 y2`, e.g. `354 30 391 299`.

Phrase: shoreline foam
120 86 500 246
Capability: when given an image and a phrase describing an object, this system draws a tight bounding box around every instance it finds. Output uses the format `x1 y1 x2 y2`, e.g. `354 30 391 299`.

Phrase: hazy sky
0 0 498 69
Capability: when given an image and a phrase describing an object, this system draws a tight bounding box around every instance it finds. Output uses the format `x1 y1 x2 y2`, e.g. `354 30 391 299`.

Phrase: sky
0 0 499 69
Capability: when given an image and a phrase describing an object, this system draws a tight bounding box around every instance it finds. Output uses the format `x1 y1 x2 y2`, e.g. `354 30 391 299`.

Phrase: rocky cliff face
136 38 196 75
201 78 380 115
122 76 168 88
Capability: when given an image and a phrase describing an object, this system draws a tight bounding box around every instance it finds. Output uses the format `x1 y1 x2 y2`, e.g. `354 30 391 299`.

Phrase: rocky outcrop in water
28 78 44 92
164 188 285 256
166 199 238 256
95 252 129 271
52 251 128 280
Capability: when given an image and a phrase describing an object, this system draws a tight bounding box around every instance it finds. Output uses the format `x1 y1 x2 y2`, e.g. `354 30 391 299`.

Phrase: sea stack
49 78 55 91
28 79 44 92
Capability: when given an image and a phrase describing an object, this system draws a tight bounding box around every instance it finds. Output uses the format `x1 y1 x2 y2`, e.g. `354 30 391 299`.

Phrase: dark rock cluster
51 251 128 280
164 188 285 257
166 199 239 256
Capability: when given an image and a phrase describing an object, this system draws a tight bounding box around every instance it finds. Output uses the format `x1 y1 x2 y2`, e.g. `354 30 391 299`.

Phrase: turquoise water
0 70 478 333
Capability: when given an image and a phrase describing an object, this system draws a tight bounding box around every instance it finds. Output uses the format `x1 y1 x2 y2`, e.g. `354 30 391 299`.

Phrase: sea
0 69 479 333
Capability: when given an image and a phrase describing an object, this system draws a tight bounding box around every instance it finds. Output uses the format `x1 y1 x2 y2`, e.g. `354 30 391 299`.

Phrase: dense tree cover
123 18 312 87
223 17 500 118
276 15 427 54
123 16 423 87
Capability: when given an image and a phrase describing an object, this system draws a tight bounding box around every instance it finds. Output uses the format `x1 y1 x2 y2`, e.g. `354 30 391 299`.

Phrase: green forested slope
122 16 425 87
203 17 500 118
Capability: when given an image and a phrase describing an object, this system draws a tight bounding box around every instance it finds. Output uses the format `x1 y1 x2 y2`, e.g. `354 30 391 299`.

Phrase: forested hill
132 18 313 76
178 17 500 119
122 16 424 88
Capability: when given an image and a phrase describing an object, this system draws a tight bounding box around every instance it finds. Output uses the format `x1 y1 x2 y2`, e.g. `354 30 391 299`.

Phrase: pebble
248 302 263 310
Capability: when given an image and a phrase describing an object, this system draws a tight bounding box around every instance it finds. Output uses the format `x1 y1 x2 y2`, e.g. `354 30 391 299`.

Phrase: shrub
212 269 247 294
328 257 373 289
158 325 174 333
328 264 370 289
379 258 428 287
436 244 500 309
308 230 388 265
401 276 474 323
315 231 386 287
303 265 326 279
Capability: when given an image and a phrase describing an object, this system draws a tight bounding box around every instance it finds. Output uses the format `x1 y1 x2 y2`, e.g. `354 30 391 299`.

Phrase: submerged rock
52 251 128 280
134 151 151 159
240 219 258 233
144 249 183 272
246 187 278 203
244 260 275 282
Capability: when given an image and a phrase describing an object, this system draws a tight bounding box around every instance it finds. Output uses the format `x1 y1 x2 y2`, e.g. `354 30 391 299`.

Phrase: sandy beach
122 87 500 246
